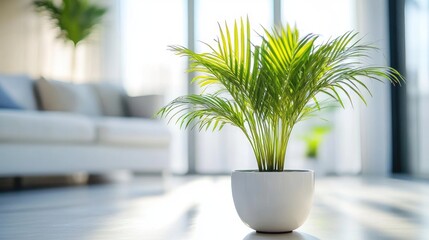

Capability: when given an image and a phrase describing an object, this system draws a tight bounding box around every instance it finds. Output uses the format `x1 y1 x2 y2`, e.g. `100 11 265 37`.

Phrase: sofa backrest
92 83 127 117
35 78 129 117
0 74 148 118
0 74 37 110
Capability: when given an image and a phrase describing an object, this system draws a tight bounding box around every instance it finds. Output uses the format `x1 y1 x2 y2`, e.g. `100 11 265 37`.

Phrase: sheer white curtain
404 0 429 176
121 0 188 173
357 0 395 176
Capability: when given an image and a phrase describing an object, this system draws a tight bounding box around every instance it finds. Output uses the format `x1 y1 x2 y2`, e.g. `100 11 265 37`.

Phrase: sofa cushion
126 95 164 119
0 110 96 143
96 117 170 147
92 83 126 117
0 74 37 110
0 85 22 109
36 78 102 116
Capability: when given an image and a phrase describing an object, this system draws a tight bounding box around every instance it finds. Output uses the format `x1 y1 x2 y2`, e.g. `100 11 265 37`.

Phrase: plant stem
71 45 77 83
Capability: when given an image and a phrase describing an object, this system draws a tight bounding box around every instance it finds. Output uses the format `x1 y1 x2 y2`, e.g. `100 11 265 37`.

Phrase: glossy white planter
231 170 314 233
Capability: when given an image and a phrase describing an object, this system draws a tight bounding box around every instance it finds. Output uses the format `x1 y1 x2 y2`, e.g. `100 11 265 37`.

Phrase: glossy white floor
1 175 428 240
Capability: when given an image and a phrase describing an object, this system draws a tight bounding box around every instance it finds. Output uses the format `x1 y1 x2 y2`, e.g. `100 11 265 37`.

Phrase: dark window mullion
389 0 408 174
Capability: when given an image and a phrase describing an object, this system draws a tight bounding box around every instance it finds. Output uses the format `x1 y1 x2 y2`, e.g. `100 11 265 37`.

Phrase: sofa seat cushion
96 117 170 147
0 110 95 143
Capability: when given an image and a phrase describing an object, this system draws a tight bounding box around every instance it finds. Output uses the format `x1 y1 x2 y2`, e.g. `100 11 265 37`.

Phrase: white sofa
0 74 170 177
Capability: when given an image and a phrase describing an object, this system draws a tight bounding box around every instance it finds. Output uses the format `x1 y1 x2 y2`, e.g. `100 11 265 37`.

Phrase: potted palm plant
158 18 402 233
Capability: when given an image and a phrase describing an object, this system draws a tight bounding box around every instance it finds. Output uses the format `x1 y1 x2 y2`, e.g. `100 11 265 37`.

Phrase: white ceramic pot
231 170 314 233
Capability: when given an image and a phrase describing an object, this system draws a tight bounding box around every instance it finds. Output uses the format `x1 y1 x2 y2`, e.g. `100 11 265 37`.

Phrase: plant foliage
301 125 332 159
158 18 403 171
33 0 107 47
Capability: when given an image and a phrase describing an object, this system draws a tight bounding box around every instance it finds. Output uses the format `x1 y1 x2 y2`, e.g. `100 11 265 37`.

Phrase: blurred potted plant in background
301 124 332 160
297 120 332 176
33 0 107 82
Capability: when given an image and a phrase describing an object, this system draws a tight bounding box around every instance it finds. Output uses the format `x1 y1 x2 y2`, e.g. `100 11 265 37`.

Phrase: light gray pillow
36 78 101 116
92 83 126 117
0 74 37 110
126 95 164 119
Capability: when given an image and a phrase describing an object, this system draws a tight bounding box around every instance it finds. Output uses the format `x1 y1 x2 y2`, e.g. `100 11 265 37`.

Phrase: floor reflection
243 231 320 240
2 176 429 240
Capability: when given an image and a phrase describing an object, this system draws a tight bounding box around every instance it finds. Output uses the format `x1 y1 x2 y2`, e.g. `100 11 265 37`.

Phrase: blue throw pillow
0 85 22 109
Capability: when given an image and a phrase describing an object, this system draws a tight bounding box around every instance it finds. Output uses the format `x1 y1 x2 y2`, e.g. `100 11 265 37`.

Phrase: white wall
0 0 121 83
0 0 44 77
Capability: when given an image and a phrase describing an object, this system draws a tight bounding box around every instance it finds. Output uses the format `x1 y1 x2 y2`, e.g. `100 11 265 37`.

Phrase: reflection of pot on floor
243 231 320 240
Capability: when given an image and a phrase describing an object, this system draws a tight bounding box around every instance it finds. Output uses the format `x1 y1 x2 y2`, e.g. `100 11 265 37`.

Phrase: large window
122 0 361 174
404 0 429 177
282 0 355 37
122 0 188 173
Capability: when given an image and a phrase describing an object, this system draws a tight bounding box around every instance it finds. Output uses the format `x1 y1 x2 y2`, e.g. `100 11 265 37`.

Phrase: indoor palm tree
34 0 107 81
158 18 403 172
159 18 403 232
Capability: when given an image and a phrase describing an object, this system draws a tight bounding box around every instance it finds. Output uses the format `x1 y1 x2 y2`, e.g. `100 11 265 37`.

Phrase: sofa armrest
126 95 164 119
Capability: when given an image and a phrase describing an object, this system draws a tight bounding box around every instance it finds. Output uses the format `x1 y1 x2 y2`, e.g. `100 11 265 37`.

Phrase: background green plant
33 0 107 81
301 125 332 159
158 18 403 172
